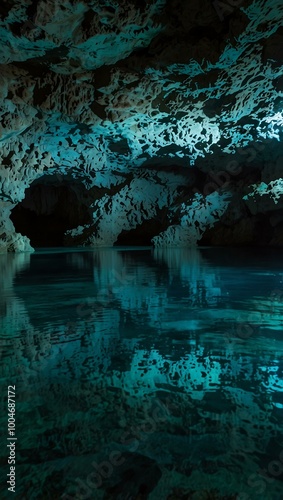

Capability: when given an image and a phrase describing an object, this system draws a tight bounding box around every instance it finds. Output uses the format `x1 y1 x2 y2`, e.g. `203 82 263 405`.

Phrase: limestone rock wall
0 201 33 252
0 0 283 250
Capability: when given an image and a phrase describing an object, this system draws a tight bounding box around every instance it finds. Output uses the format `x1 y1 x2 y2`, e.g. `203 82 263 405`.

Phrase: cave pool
1 246 283 500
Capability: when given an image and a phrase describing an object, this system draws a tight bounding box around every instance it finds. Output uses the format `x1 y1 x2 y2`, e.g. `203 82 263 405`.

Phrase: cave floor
1 247 283 500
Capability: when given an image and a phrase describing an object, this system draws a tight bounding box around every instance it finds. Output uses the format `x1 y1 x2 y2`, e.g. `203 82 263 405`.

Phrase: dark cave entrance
10 177 92 247
114 216 167 246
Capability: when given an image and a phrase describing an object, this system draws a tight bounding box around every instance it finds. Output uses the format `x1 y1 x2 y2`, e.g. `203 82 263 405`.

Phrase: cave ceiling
0 0 283 250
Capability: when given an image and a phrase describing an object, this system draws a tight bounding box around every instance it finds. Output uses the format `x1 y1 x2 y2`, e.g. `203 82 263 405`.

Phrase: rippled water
0 247 283 499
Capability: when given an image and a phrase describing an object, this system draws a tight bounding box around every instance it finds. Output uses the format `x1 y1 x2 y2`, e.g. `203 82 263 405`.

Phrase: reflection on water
1 247 283 499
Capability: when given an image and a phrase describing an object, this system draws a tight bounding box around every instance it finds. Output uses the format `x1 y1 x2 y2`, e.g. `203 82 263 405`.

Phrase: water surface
0 247 283 499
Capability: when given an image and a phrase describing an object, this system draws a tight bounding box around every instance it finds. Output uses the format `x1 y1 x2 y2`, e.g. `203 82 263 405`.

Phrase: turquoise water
0 247 283 499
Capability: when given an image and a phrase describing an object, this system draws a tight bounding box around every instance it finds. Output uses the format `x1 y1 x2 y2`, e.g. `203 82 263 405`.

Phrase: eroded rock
0 0 283 250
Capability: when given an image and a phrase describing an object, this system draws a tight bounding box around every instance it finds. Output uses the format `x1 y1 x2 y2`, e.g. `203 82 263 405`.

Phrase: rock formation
0 0 283 250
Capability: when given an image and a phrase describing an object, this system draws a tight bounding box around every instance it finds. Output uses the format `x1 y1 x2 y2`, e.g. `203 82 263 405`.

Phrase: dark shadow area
198 211 283 247
114 216 167 246
10 177 92 247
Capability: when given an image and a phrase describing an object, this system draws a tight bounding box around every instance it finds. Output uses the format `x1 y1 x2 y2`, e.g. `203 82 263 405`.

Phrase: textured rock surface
0 0 283 250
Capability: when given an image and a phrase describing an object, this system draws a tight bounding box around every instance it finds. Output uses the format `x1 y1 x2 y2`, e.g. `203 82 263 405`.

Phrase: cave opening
114 215 167 246
10 176 93 247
